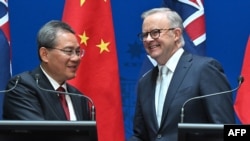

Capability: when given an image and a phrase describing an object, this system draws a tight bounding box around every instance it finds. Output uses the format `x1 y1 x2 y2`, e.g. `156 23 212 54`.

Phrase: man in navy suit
128 8 235 141
3 20 91 120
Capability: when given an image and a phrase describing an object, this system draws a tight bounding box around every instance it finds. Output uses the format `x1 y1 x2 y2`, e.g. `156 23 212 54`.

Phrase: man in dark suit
2 20 91 120
128 8 235 141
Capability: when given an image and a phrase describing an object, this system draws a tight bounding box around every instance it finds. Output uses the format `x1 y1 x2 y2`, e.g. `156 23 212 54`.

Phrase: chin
67 74 76 80
149 52 159 59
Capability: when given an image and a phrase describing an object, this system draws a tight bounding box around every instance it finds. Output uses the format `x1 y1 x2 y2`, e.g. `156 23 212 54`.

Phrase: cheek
49 56 66 68
143 42 150 50
161 38 173 47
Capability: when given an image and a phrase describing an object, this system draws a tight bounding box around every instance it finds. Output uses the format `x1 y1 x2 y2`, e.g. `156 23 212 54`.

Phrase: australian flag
139 0 206 77
0 0 11 118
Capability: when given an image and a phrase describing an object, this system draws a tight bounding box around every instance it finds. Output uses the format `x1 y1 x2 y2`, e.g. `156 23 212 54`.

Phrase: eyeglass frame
137 28 175 41
48 47 85 58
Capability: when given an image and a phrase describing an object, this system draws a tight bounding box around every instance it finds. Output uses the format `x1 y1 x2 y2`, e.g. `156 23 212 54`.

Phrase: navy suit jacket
129 51 235 141
3 67 90 120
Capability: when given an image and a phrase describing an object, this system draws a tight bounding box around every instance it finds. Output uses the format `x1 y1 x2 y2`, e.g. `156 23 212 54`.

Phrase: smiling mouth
68 65 78 71
149 44 160 49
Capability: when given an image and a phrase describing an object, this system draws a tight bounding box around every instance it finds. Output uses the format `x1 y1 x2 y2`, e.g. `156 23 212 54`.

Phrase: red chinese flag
234 36 250 123
62 0 125 141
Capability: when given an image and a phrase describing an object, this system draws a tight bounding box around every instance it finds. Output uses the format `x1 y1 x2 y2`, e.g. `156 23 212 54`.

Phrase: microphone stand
0 76 20 93
180 76 244 123
35 74 96 121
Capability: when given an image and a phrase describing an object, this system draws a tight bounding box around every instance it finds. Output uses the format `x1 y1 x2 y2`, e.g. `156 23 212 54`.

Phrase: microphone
35 74 95 121
0 76 20 93
180 76 244 123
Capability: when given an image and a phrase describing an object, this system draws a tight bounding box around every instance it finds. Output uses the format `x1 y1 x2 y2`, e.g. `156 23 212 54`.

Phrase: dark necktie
57 86 70 120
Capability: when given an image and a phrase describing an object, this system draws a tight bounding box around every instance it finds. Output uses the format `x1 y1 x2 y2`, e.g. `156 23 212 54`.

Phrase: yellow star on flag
80 0 85 6
78 31 89 46
96 39 110 53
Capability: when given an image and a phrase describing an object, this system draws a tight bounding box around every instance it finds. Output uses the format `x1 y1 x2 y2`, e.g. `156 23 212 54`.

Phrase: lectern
178 123 223 141
0 120 97 141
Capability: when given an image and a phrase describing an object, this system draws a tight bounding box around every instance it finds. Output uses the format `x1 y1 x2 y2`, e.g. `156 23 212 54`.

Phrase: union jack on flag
163 0 206 55
0 0 11 118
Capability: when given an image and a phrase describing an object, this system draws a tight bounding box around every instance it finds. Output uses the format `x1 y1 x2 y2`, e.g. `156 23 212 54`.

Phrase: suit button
157 134 162 138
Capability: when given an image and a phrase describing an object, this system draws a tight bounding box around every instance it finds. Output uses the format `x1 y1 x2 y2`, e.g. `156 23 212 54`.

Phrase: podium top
0 120 96 126
178 123 224 129
178 123 224 141
0 120 98 141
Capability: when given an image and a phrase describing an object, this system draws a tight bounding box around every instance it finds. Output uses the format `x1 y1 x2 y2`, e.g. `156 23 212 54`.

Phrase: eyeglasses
49 47 85 58
138 28 175 41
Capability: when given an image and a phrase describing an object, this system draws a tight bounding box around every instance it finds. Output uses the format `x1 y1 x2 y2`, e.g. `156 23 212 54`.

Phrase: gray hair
141 7 185 46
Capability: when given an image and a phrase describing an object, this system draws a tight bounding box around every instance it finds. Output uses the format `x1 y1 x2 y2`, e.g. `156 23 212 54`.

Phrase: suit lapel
66 85 82 120
151 67 161 128
31 67 68 120
160 52 193 127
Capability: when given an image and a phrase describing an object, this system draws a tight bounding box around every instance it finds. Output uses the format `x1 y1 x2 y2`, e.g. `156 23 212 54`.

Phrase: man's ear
39 47 49 63
173 28 182 39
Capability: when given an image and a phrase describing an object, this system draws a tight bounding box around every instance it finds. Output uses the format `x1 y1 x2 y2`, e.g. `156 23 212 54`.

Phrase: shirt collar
40 65 67 90
158 48 184 73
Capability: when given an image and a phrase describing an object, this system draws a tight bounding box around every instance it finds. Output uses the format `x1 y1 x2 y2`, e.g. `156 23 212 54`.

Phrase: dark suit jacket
2 67 90 120
129 52 235 141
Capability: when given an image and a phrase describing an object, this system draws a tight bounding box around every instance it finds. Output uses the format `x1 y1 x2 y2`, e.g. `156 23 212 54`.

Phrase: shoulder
66 84 83 94
138 66 158 86
7 67 44 88
183 51 221 66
